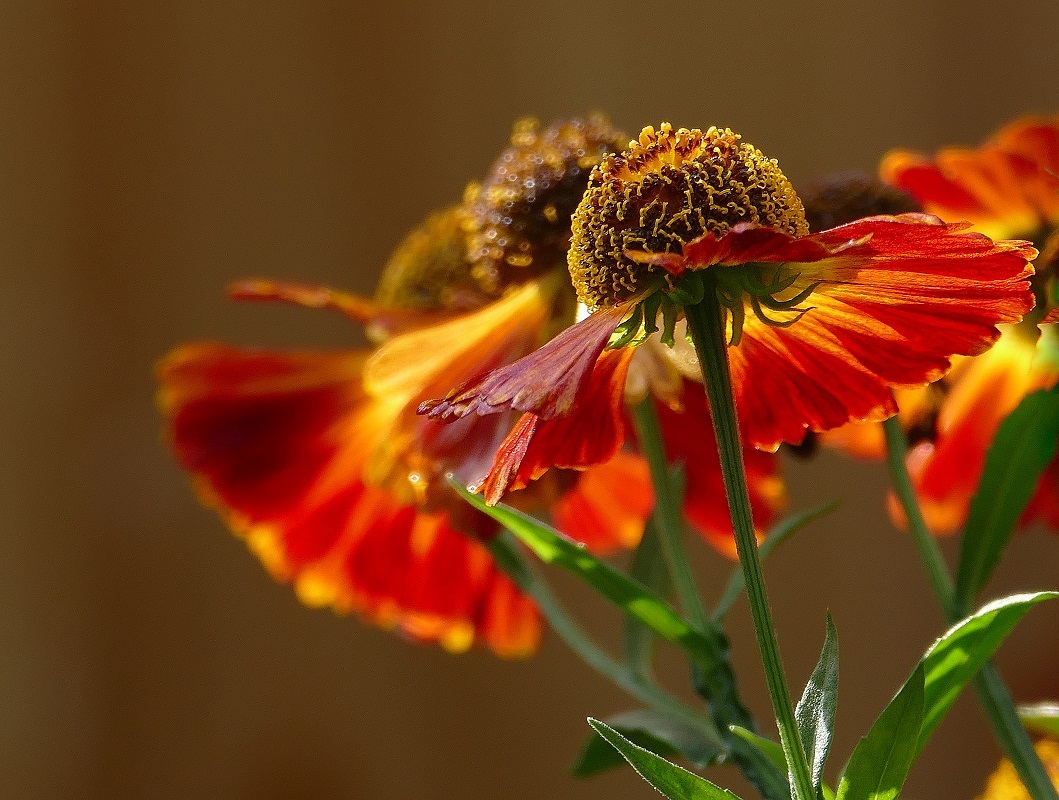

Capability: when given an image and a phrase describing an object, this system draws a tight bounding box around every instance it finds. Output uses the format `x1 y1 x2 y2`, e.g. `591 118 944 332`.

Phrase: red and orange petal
887 331 1058 535
481 347 636 503
668 215 1035 449
420 300 633 421
881 115 1059 240
157 343 540 657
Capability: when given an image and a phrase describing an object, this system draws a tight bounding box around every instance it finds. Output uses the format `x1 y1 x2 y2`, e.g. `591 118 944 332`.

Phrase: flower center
468 115 628 294
568 124 809 310
374 205 484 311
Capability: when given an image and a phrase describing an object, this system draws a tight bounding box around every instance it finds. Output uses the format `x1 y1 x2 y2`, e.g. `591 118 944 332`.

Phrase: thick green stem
883 416 1058 800
632 397 711 632
486 532 725 750
684 290 817 800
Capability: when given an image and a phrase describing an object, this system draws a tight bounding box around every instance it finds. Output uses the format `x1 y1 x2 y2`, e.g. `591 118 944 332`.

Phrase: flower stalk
684 279 817 800
883 416 1059 800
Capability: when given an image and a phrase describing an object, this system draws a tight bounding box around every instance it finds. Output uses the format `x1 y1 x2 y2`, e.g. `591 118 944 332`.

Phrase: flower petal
420 301 632 420
157 343 541 656
480 347 636 503
726 216 1035 448
552 453 654 554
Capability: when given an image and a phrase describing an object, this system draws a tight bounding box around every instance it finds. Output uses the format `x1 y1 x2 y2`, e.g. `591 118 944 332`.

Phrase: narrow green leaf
588 719 745 800
1018 702 1059 738
729 725 787 774
796 615 839 793
573 709 721 777
955 386 1059 611
713 502 841 621
836 665 924 800
917 592 1058 752
451 480 725 669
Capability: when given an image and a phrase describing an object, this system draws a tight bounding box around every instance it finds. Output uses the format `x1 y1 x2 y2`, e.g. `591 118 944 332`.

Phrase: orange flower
977 738 1059 800
159 117 784 655
158 116 641 657
825 115 1059 534
422 124 1036 503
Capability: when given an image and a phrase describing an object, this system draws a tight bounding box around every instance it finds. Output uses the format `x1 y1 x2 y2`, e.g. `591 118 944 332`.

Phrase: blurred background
3 1 1058 798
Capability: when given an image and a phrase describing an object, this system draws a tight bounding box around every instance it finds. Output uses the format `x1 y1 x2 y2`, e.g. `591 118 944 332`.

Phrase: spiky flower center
468 115 628 294
568 124 809 310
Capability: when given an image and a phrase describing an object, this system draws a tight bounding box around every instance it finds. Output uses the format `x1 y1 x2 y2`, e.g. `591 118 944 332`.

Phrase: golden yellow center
568 124 809 309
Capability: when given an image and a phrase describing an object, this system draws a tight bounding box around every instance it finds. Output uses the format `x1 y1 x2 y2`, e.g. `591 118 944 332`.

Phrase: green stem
883 416 1058 800
684 290 817 800
632 397 711 632
486 532 725 750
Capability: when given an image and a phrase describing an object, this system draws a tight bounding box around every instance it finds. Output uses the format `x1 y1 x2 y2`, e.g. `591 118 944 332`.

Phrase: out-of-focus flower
159 116 636 657
422 124 1035 504
822 115 1059 534
977 738 1059 800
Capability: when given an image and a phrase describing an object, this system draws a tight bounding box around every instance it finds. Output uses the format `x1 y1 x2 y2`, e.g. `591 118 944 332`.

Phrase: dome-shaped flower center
374 204 483 311
568 124 809 310
468 115 628 294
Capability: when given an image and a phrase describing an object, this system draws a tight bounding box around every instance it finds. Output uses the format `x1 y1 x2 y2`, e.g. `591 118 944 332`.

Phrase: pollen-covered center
374 205 484 311
569 124 810 309
468 114 628 294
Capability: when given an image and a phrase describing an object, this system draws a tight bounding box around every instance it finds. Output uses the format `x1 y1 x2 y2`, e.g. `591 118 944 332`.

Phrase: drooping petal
695 215 1033 449
156 343 541 656
420 300 632 421
480 347 636 503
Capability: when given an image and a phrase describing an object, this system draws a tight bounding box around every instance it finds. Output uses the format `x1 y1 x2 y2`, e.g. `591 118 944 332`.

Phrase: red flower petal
157 343 541 656
420 301 632 421
480 347 636 503
552 453 654 554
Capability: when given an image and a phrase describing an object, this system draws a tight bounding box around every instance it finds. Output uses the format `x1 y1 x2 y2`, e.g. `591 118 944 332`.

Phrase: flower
977 738 1059 800
421 124 1036 501
158 116 634 657
823 115 1059 534
159 116 783 656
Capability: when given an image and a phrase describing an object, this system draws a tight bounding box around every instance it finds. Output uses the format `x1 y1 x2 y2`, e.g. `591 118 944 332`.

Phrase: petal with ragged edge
480 347 636 503
157 343 541 656
420 301 632 421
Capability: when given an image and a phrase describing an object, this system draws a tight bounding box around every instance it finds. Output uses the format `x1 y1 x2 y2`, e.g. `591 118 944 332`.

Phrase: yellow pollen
568 124 809 310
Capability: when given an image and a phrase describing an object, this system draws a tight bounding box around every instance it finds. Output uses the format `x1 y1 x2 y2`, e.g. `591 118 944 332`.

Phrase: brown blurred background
3 1 1059 798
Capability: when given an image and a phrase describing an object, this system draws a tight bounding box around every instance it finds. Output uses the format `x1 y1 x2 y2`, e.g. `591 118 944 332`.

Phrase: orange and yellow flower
158 116 787 656
421 124 1036 502
825 114 1059 534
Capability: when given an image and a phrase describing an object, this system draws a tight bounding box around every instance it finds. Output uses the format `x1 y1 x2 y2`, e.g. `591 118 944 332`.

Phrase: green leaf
917 592 1057 752
796 615 839 793
451 480 725 669
573 709 721 777
588 719 745 800
729 725 787 774
955 386 1059 611
713 502 841 621
1019 702 1059 739
836 664 924 800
